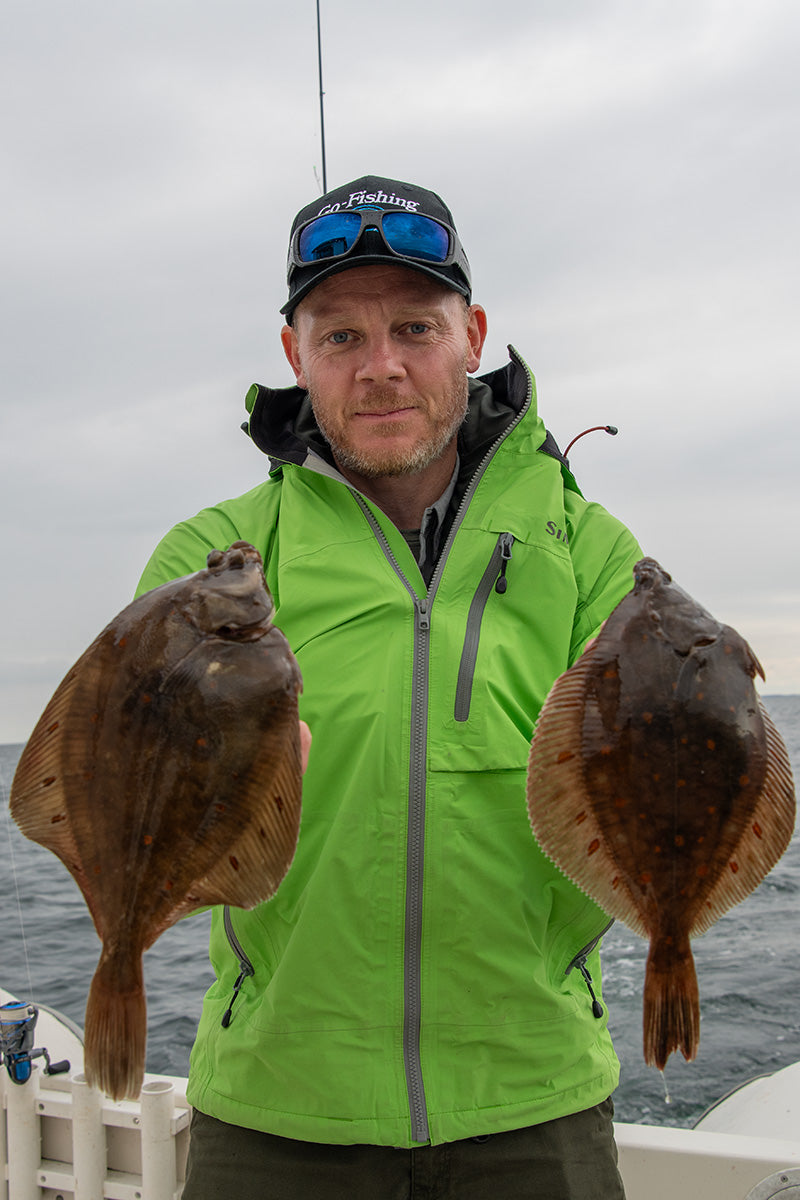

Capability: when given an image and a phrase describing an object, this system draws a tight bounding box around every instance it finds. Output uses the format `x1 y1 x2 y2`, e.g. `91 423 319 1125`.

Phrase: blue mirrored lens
297 210 451 266
382 212 450 262
298 213 363 262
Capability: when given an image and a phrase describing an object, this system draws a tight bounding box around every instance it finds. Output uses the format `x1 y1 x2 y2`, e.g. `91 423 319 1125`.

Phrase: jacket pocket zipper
454 533 514 722
565 920 614 1019
220 905 255 1028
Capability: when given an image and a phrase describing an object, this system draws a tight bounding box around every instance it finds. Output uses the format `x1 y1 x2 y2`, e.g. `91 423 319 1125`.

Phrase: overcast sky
2 0 798 744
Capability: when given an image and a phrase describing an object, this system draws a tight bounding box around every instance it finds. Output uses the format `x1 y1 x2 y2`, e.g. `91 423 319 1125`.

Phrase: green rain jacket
136 347 642 1148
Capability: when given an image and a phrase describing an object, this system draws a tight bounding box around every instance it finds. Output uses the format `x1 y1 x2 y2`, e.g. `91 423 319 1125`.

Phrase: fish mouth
213 618 272 642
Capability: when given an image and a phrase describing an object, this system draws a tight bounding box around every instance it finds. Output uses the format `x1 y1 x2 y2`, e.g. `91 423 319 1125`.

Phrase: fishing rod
316 0 327 192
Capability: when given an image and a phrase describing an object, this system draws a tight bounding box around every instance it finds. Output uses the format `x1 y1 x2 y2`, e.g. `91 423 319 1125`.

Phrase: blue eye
330 331 349 344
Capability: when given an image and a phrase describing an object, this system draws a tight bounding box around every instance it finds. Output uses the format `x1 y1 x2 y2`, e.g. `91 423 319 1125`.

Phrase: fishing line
1 779 37 1004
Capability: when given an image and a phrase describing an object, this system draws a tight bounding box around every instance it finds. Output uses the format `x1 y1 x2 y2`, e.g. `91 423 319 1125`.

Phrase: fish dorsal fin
10 655 92 873
689 699 796 936
527 646 649 939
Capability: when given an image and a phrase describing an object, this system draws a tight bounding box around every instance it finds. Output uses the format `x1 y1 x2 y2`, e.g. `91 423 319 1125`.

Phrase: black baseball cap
281 175 472 319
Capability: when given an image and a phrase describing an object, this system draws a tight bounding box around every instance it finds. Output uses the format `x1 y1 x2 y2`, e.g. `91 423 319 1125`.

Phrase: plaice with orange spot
9 542 303 1101
527 557 795 1071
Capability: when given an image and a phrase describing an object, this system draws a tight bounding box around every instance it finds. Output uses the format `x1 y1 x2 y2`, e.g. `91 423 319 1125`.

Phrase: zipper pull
495 534 514 594
417 599 430 631
221 963 254 1028
576 959 604 1019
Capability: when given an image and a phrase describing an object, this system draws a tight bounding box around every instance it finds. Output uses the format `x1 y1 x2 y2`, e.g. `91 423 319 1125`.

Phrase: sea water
1 696 798 1129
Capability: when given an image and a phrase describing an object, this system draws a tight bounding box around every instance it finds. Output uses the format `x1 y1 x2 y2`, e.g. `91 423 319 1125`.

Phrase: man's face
281 265 486 479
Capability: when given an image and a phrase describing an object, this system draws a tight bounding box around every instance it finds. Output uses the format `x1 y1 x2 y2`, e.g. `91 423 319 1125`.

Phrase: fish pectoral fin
691 699 796 936
188 735 303 910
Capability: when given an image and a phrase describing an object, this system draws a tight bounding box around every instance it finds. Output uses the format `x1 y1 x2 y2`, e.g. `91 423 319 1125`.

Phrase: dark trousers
181 1099 625 1199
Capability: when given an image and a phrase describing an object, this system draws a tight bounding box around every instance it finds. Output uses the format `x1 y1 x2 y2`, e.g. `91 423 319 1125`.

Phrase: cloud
2 0 798 743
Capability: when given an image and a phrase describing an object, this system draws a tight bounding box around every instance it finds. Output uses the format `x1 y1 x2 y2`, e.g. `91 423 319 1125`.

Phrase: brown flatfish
527 557 795 1070
10 541 302 1099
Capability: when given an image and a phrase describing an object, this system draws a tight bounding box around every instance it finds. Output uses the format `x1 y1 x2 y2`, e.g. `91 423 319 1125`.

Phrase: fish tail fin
83 945 146 1100
643 937 700 1070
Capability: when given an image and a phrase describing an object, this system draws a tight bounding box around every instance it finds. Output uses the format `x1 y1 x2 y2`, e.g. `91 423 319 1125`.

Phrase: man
137 175 640 1198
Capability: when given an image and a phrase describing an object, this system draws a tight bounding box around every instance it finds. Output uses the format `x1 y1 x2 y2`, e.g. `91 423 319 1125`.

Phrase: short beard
309 383 469 480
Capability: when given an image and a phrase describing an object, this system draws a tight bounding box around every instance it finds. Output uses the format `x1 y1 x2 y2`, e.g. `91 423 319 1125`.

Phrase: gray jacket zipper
221 905 255 1028
353 356 533 1144
454 532 514 722
564 920 614 1019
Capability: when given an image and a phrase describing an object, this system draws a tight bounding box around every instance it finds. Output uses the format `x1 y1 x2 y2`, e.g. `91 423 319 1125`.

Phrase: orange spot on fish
42 776 57 787
164 880 173 890
677 779 686 788
697 864 709 877
229 856 240 870
575 811 588 825
639 871 652 885
143 835 153 846
740 774 750 787
674 835 685 847
642 712 653 724
603 668 618 679
724 645 733 655
587 839 600 856
611 877 620 890
215 803 227 813
707 805 717 814
653 845 662 854
275 795 284 813
141 695 152 705
706 739 716 751
557 750 574 763
753 822 763 839
91 713 100 723
600 745 612 755
93 865 101 875
730 861 739 873
696 691 704 701
118 637 127 648
196 737 207 747
50 813 66 824
614 797 627 809
680 736 688 744
47 721 59 733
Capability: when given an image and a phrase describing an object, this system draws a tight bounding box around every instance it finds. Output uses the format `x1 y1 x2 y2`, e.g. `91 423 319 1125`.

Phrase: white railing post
71 1072 106 1200
140 1079 177 1200
4 1068 40 1200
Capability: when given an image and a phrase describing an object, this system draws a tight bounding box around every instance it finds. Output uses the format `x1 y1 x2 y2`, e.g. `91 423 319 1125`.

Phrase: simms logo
546 520 569 545
317 189 420 217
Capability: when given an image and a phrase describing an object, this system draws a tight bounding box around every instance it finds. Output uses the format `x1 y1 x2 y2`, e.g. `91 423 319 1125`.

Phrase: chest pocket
427 528 578 774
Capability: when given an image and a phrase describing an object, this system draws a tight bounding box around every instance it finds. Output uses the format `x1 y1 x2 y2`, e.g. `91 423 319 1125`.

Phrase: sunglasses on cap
288 207 466 272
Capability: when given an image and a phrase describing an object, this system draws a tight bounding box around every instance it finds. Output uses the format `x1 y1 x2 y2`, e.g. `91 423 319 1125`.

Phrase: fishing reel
0 1000 70 1085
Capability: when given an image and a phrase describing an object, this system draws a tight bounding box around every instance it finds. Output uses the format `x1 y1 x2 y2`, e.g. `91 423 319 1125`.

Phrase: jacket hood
242 346 572 485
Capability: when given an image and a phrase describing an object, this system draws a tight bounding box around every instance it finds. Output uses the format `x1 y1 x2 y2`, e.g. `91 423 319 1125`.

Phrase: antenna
563 425 618 459
316 0 327 192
